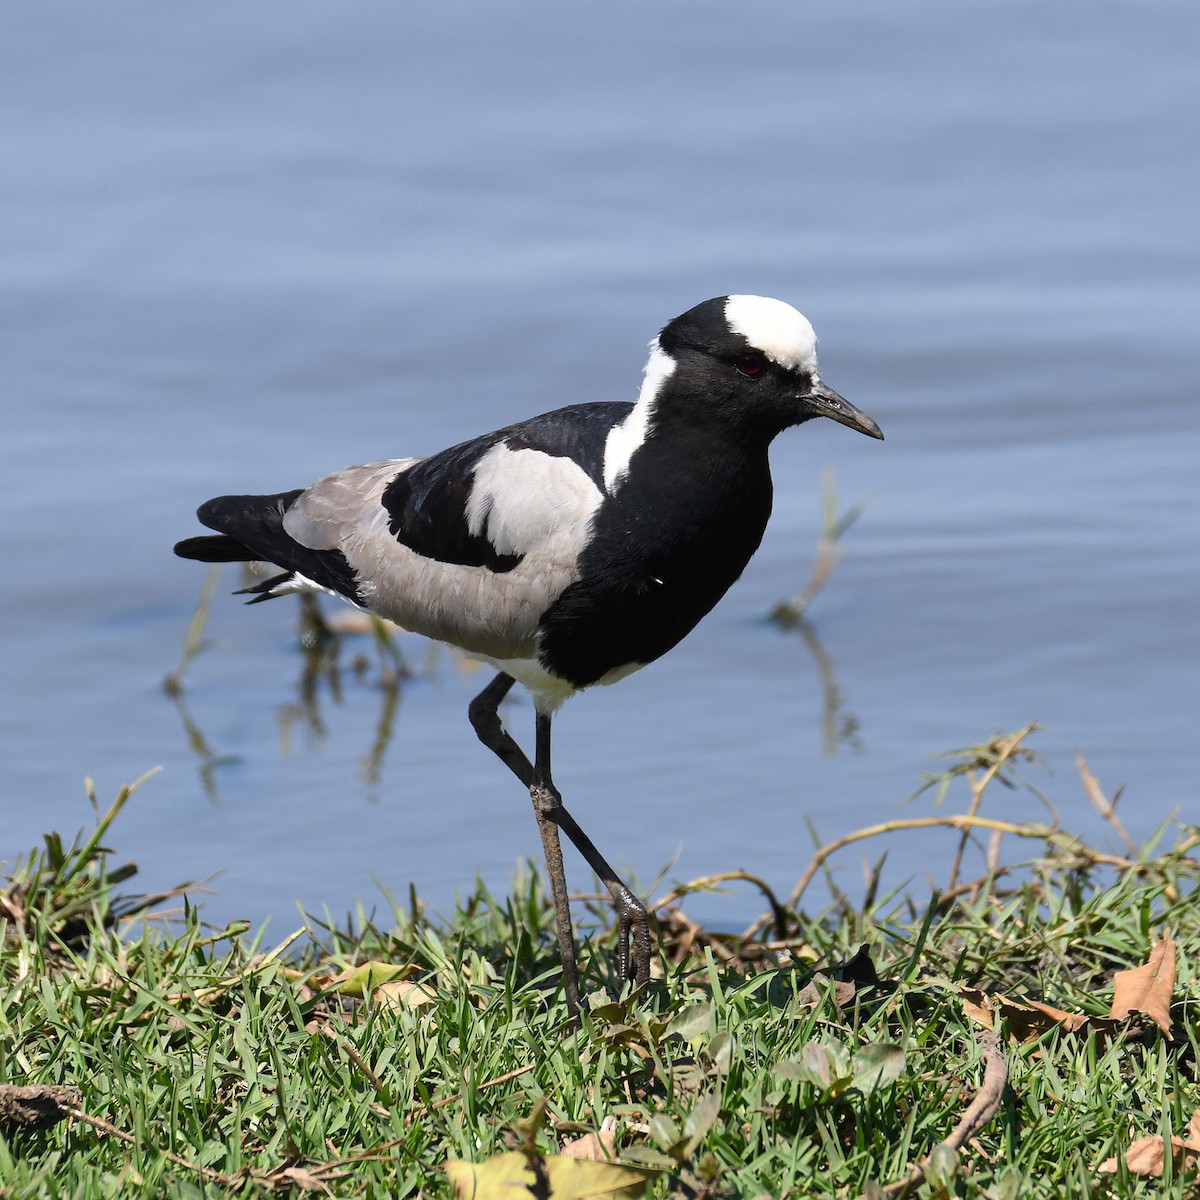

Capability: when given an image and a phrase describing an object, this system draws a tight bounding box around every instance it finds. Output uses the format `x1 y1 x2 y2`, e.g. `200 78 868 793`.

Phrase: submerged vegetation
2 734 1196 1198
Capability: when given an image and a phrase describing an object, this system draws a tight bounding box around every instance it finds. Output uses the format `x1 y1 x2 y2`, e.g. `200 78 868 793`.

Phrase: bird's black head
649 295 883 441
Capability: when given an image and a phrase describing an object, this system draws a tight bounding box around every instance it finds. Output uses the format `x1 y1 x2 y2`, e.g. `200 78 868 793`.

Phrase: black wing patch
381 401 630 572
502 402 626 494
382 434 521 572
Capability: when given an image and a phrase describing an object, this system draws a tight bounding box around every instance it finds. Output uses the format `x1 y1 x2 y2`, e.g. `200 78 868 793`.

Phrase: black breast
538 433 774 688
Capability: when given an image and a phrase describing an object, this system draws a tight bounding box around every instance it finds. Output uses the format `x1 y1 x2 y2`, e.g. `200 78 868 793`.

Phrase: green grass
1 742 1197 1199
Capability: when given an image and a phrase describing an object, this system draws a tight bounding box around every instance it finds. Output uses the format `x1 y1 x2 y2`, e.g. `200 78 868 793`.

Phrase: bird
174 294 883 1013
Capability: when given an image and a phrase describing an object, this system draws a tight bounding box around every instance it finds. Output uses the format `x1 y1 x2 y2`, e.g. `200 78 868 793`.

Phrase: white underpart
261 572 347 601
489 653 644 715
282 451 605 710
603 338 676 493
724 295 820 376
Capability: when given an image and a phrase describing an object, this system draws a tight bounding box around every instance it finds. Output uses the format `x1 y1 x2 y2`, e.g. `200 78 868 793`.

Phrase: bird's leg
529 708 652 990
468 673 653 999
529 712 581 1015
469 673 580 1015
468 672 533 788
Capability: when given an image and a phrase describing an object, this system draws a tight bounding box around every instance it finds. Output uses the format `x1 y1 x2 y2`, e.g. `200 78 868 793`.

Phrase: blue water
2 1 1197 932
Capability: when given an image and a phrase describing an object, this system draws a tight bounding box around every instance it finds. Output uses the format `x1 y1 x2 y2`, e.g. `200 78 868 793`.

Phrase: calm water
2 2 1197 931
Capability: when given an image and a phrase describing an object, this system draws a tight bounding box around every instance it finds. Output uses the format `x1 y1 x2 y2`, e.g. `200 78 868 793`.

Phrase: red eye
735 354 765 378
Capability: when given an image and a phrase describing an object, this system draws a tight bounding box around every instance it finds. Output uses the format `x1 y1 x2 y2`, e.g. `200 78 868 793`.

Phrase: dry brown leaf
794 973 858 1010
1110 935 1176 1037
562 1117 619 1161
277 1164 342 1192
1106 1135 1166 1177
374 978 437 1011
958 987 1123 1043
959 987 995 1029
1022 999 1091 1033
1100 1131 1200 1178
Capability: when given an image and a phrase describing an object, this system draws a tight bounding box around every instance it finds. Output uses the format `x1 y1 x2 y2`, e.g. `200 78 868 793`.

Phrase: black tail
174 534 258 563
174 489 361 604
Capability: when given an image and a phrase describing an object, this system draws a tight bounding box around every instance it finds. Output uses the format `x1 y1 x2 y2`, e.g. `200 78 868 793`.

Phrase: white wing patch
724 295 820 376
467 442 603 558
604 339 676 493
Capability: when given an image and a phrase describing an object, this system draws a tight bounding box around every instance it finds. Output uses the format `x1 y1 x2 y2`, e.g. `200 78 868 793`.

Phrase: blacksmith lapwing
174 295 883 1013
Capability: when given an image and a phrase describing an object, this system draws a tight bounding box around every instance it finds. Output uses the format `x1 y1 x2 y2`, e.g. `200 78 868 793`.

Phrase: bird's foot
612 886 652 989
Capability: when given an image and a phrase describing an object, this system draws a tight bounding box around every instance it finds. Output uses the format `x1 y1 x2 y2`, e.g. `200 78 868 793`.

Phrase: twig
319 1024 387 1099
783 815 1131 912
857 1030 1008 1200
1076 754 1138 855
935 864 1018 907
657 909 742 968
408 1062 537 1122
651 869 789 939
946 725 1039 894
0 1085 80 1132
67 1105 242 1187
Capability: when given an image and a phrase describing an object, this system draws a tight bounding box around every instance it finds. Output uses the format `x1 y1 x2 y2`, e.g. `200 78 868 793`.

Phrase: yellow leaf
332 960 414 998
445 1150 658 1199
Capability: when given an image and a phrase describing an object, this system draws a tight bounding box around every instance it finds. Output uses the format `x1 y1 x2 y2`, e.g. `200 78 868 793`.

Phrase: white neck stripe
602 340 676 493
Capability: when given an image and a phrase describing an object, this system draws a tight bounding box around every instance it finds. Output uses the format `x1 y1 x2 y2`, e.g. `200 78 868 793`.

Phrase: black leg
467 672 532 787
468 673 654 1006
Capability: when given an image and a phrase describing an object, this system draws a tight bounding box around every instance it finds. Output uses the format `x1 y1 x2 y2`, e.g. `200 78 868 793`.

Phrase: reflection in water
164 565 242 802
770 470 866 756
361 679 402 790
167 570 411 801
166 687 241 803
788 615 864 756
277 599 410 794
277 594 343 753
770 470 865 621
